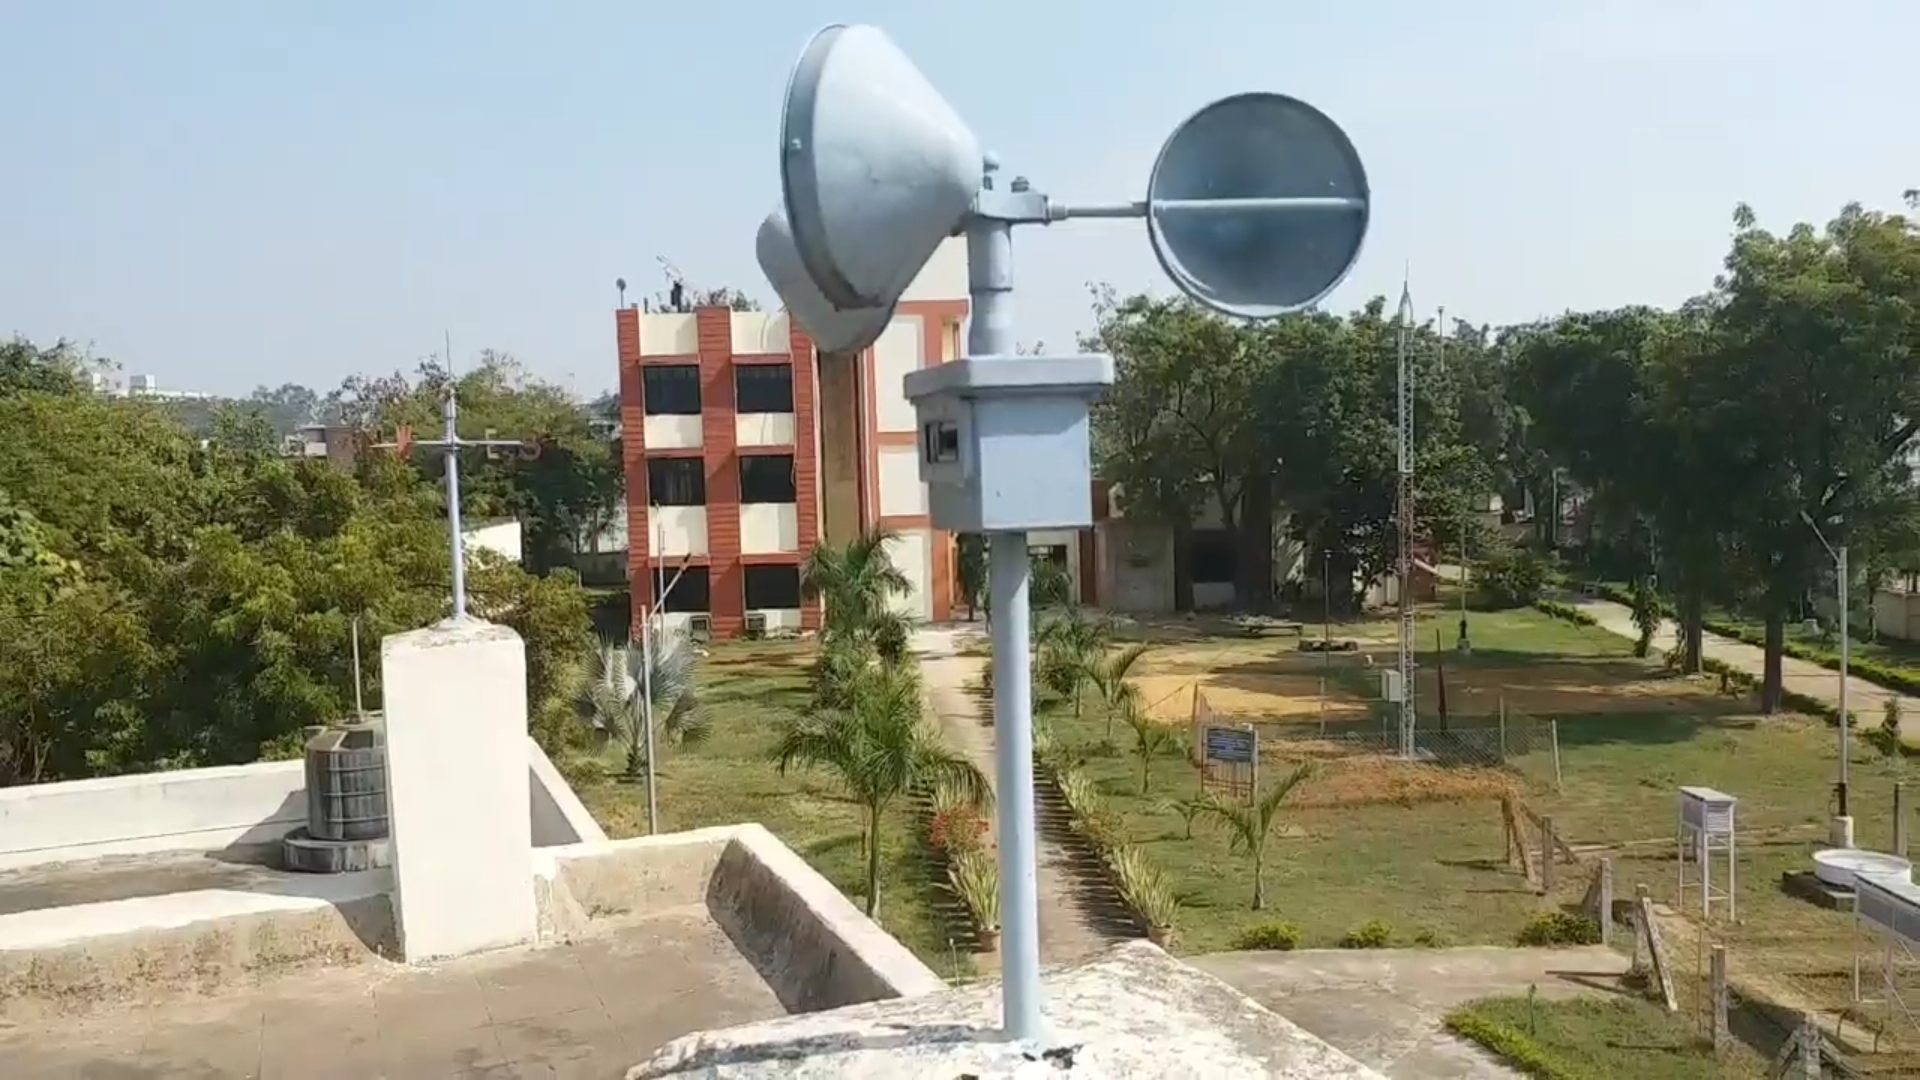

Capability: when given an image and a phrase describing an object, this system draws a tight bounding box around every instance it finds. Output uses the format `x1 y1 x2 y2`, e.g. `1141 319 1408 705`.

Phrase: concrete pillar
382 618 536 961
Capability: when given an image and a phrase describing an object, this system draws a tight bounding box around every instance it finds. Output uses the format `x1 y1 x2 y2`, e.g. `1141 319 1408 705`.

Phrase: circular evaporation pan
1812 848 1912 891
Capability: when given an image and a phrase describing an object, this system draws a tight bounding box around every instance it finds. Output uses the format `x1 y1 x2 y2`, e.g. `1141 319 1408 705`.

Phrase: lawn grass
1059 603 1910 958
1448 994 1767 1079
572 638 973 979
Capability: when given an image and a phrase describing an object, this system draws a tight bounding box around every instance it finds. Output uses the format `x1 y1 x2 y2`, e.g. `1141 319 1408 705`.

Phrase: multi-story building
614 240 970 639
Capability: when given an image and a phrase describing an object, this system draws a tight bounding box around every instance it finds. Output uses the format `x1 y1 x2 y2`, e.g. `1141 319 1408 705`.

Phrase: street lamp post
1801 510 1853 848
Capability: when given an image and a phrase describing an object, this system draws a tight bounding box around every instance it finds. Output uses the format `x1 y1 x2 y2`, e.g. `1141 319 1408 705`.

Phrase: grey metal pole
1839 544 1851 819
642 513 663 836
969 212 1044 1044
444 391 468 621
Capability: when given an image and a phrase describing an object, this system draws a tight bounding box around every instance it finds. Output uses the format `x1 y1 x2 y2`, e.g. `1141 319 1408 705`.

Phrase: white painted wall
735 412 796 448
1097 522 1176 613
877 446 926 518
653 505 708 558
0 737 599 872
463 520 522 564
0 760 306 871
383 619 536 961
740 503 800 554
637 313 698 356
871 317 924 433
884 530 933 620
644 414 703 450
902 238 967 302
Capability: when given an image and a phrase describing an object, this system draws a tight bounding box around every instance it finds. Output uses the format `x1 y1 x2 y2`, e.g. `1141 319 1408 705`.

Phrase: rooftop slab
0 848 321 917
1 906 781 1078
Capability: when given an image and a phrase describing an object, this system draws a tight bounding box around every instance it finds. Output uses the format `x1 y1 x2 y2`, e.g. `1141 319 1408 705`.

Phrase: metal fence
1249 702 1564 794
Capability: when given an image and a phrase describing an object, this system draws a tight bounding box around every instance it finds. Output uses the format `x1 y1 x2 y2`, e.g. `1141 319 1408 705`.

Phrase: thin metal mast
1396 282 1417 759
373 343 530 621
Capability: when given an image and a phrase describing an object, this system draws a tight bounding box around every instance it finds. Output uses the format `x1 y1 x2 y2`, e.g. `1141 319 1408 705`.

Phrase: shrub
1883 697 1906 757
945 849 1000 932
1339 919 1393 949
1411 928 1441 947
1516 910 1601 947
1476 546 1551 608
927 805 989 855
1108 843 1179 931
1443 1007 1576 1080
1231 920 1302 951
1532 600 1596 626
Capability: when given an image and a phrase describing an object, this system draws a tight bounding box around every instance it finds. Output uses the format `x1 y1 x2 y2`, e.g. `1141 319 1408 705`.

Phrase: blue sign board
1204 726 1256 765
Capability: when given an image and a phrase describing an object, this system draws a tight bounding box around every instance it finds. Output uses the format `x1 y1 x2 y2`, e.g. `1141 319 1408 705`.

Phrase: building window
658 565 710 614
744 564 802 610
1190 529 1237 585
734 363 794 413
739 454 797 504
642 364 702 416
646 457 707 506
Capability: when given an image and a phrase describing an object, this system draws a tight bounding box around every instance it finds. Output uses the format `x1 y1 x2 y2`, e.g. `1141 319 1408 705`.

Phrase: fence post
1498 696 1508 758
1541 816 1557 894
1898 781 1910 859
1549 719 1563 791
1710 945 1729 1055
1599 858 1615 946
1799 1012 1822 1078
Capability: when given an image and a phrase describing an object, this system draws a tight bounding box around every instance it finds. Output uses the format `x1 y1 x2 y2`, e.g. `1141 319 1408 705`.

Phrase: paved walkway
912 628 1126 969
1568 595 1920 744
2 908 781 1079
1193 945 1632 1079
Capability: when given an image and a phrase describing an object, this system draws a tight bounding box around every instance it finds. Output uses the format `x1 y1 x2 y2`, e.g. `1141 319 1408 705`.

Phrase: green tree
956 533 988 620
1194 763 1316 910
582 630 709 779
773 661 989 916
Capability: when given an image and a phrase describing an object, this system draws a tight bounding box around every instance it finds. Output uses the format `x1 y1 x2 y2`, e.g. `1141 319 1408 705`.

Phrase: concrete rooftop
1 907 784 1079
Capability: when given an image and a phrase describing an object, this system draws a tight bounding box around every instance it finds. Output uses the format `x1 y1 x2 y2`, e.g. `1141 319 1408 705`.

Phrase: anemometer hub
756 22 1374 1048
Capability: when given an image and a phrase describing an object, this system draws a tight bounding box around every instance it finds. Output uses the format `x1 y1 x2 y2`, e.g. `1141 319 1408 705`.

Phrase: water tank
305 720 389 840
284 716 392 874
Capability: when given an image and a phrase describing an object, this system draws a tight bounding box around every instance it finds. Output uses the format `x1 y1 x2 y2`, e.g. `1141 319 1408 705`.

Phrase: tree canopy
0 339 598 785
1092 193 1920 713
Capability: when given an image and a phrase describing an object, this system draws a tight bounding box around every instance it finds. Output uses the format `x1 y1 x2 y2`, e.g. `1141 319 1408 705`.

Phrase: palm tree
1091 643 1153 741
773 662 991 916
582 629 709 779
801 528 912 646
1121 700 1177 794
1193 763 1316 910
1035 606 1109 720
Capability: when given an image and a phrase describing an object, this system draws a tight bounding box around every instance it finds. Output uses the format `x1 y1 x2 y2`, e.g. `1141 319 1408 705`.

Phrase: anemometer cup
776 24 983 313
755 210 897 356
1146 92 1371 319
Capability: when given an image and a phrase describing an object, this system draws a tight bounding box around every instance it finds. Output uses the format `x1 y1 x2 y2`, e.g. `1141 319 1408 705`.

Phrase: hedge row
1442 1008 1584 1080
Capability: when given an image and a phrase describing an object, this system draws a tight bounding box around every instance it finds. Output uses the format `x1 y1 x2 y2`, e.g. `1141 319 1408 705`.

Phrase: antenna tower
1396 282 1417 759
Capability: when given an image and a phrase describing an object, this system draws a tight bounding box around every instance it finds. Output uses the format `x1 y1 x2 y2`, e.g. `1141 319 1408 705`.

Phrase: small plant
1339 919 1393 949
1161 796 1209 840
1230 920 1302 952
1884 696 1905 757
945 849 1000 933
1108 844 1179 938
1629 575 1661 657
927 805 989 855
1411 928 1441 947
1515 910 1601 947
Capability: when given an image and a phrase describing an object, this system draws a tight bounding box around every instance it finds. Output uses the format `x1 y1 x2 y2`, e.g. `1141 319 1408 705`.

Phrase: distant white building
89 371 216 402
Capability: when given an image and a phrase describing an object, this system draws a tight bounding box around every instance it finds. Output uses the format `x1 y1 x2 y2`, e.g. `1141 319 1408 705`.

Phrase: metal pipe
444 391 468 621
1839 544 1851 818
968 212 1044 1044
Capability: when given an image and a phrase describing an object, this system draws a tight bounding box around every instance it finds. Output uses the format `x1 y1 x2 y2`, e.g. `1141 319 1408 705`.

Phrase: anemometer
755 23 1372 1047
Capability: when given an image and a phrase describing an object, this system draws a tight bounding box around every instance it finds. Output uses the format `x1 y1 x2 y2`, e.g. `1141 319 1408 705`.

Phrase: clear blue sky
4 2 1916 399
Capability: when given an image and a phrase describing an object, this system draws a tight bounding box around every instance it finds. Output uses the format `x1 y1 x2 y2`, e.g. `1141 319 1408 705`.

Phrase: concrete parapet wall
2 737 602 873
0 761 308 871
537 824 943 1009
0 872 393 1021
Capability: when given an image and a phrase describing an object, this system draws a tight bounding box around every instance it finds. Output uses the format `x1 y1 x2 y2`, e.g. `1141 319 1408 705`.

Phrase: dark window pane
642 365 702 415
744 564 802 610
646 457 707 506
734 363 794 413
739 454 797 504
658 566 710 614
1190 530 1237 585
